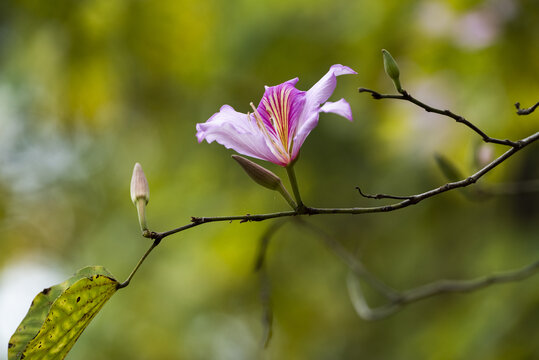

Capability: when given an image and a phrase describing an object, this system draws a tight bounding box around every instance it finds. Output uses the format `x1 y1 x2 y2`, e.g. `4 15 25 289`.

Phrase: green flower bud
130 163 150 232
232 155 282 190
382 49 402 93
232 155 297 209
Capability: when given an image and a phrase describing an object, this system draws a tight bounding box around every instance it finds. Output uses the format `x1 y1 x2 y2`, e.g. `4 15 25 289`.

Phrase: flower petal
291 64 357 159
304 64 357 110
257 80 305 147
319 98 353 121
196 105 283 164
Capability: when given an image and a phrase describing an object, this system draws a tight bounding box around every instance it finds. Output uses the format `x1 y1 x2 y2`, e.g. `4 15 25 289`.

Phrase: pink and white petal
292 65 357 153
289 111 319 161
197 105 256 141
319 98 353 121
304 65 357 110
263 77 299 92
196 106 282 163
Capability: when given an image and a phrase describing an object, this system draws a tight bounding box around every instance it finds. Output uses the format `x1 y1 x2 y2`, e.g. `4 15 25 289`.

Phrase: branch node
356 186 416 201
515 101 539 115
240 214 252 223
358 87 383 99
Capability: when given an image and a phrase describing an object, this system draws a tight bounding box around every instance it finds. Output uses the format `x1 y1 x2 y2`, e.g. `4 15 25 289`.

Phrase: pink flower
196 64 357 166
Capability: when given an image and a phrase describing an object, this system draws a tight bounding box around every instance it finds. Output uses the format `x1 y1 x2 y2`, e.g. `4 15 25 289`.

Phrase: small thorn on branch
515 101 539 115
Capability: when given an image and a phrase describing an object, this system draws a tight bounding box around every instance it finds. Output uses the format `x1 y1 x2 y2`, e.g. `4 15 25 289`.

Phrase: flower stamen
250 102 290 163
263 86 292 153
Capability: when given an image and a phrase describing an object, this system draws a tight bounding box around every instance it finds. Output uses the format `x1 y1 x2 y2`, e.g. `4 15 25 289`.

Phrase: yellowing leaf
8 266 118 360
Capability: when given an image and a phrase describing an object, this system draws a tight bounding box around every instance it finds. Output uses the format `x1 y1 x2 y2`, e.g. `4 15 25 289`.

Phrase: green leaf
8 266 118 360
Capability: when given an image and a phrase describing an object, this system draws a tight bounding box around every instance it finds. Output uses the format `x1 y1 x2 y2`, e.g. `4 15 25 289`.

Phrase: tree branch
348 259 539 320
359 88 522 147
515 101 539 115
356 186 415 200
127 87 538 324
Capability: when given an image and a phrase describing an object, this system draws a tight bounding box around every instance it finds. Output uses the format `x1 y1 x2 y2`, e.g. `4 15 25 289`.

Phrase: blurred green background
0 0 538 359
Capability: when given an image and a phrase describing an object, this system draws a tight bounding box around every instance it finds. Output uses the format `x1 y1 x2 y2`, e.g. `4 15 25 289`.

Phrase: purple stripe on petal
196 65 356 167
257 80 305 153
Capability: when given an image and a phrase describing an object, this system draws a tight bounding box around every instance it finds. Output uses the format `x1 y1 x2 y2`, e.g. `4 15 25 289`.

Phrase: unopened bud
130 163 150 232
131 163 150 205
232 155 282 190
232 155 297 209
382 49 402 93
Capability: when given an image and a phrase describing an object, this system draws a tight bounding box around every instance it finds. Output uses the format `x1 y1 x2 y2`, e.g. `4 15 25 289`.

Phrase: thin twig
359 88 521 147
118 239 160 289
515 101 539 115
309 131 538 215
356 186 415 200
348 259 539 320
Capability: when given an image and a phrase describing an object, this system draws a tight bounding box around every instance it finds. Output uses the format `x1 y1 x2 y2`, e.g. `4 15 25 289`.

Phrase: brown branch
359 88 521 147
348 259 539 320
292 219 539 321
515 101 539 115
125 86 538 325
308 131 538 215
356 186 415 200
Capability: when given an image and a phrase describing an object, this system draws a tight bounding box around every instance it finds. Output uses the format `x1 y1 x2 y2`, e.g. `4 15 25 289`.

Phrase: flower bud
232 155 297 209
232 155 282 190
382 49 402 93
130 163 150 232
130 163 150 205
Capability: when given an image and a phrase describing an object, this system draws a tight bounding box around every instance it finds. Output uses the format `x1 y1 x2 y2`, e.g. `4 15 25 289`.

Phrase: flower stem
286 164 304 211
136 199 148 232
277 182 297 210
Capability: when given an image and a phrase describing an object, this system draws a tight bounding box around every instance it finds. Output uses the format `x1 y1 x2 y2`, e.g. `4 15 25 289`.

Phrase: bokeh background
1 0 538 359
